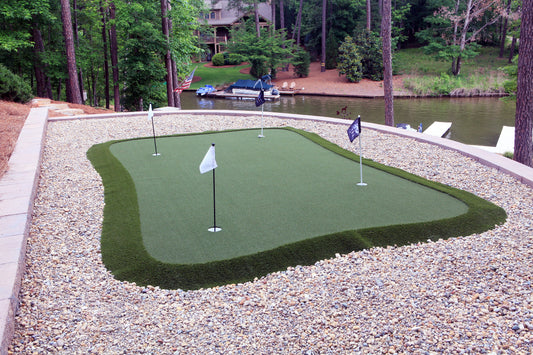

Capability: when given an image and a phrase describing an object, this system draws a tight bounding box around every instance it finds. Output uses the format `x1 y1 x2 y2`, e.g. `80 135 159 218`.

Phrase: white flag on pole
199 144 217 174
148 103 153 120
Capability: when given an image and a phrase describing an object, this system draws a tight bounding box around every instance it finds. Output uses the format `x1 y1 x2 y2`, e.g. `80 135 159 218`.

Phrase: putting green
110 129 466 264
88 127 506 290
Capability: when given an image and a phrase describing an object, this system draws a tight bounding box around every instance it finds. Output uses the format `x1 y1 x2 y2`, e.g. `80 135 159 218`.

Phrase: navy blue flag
347 117 361 142
255 90 266 107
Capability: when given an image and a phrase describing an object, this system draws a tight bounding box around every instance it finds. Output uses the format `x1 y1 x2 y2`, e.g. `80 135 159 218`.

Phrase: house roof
204 0 272 26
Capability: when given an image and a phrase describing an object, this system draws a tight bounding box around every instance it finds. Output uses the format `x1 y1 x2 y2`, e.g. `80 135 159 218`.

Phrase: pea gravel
9 113 533 354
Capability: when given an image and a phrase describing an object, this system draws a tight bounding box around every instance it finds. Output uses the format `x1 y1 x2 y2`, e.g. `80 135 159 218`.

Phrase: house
199 0 273 59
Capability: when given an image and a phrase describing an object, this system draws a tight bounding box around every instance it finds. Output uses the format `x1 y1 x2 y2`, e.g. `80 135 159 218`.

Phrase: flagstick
149 104 160 157
208 167 221 232
258 104 265 138
357 131 367 186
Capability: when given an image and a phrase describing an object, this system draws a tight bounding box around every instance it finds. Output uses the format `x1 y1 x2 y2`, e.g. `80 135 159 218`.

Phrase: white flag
199 144 217 174
148 103 153 120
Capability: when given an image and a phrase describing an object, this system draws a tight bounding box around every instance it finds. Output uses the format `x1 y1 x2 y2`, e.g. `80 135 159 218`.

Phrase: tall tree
108 1 120 111
419 0 505 75
382 0 394 126
161 0 175 107
60 0 83 104
100 2 110 109
366 0 371 30
514 0 533 167
321 0 327 72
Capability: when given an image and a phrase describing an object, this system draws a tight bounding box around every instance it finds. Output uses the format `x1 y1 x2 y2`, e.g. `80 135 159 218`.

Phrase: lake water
180 92 516 146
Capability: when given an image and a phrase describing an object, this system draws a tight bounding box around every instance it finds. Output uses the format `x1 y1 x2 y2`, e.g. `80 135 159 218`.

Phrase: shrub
293 47 310 78
249 57 269 78
337 36 363 83
226 53 243 65
212 53 225 66
0 64 32 103
353 30 384 81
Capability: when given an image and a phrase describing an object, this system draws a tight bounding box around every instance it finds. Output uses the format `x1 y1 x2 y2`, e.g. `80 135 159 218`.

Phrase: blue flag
347 117 361 142
255 90 266 107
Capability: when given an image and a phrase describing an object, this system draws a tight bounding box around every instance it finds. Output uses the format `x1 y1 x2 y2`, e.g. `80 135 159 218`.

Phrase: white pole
357 118 366 186
259 104 265 138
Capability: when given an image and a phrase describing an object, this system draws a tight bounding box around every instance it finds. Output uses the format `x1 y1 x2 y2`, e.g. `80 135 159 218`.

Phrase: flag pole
356 116 366 186
149 104 160 157
207 143 221 232
259 104 264 138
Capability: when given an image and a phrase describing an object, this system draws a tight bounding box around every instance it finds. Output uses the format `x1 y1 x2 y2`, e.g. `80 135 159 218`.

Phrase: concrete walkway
0 107 48 355
1 108 533 355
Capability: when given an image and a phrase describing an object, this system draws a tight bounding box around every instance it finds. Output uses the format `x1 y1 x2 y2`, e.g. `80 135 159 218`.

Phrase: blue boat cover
225 79 273 92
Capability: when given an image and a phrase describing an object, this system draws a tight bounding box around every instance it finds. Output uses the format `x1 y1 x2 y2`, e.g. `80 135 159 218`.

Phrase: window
211 12 216 19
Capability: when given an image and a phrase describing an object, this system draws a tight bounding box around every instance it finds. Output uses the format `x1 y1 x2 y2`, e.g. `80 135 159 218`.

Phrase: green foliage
227 20 294 78
293 46 311 77
225 53 243 65
188 63 252 89
337 36 363 82
212 53 225 66
212 52 243 66
119 0 167 110
353 30 384 81
0 63 32 102
337 31 385 83
88 127 506 290
500 56 517 96
325 31 339 69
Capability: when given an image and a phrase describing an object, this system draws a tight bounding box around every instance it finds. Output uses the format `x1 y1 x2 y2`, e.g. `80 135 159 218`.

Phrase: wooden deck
423 121 452 138
205 91 280 101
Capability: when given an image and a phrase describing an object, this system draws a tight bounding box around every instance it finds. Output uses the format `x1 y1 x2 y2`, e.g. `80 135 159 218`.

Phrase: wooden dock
423 121 452 138
206 91 280 101
472 126 515 154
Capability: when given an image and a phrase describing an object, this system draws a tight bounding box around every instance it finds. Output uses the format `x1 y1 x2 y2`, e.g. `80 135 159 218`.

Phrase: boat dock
205 91 280 101
423 121 452 138
471 126 515 154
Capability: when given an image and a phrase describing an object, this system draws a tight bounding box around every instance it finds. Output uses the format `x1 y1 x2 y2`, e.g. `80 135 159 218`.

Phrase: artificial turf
87 127 507 290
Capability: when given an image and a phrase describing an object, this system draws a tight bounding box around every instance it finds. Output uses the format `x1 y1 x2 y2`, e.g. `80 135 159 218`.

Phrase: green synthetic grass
87 127 506 290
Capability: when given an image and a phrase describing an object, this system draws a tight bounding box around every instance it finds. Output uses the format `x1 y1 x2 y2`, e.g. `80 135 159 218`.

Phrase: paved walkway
1 108 532 355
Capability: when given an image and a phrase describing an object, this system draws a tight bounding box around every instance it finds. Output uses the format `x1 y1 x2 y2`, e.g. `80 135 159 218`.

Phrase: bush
249 57 269 78
0 64 32 103
212 53 225 66
353 30 384 81
337 36 363 83
293 47 310 78
226 53 243 65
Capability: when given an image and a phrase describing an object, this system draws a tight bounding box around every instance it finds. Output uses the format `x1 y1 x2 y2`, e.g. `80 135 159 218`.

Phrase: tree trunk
514 0 533 167
508 36 516 63
109 1 120 111
72 0 84 103
452 55 462 76
499 0 512 58
161 0 174 107
271 0 276 33
366 0 371 31
60 0 82 104
172 59 181 108
100 2 110 109
295 0 303 44
382 0 394 127
32 26 53 98
280 0 288 71
321 0 326 72
255 0 261 37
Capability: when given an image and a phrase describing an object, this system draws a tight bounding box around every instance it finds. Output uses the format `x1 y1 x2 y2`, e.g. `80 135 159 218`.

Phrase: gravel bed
9 114 533 354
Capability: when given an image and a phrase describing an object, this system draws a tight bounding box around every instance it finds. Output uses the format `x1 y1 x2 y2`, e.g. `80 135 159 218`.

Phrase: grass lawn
189 62 253 90
88 127 506 290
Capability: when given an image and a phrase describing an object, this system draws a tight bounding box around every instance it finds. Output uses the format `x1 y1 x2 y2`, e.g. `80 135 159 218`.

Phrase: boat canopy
225 79 273 92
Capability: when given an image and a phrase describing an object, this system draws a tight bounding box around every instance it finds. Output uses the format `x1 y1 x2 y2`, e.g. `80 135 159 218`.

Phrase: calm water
180 92 516 146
